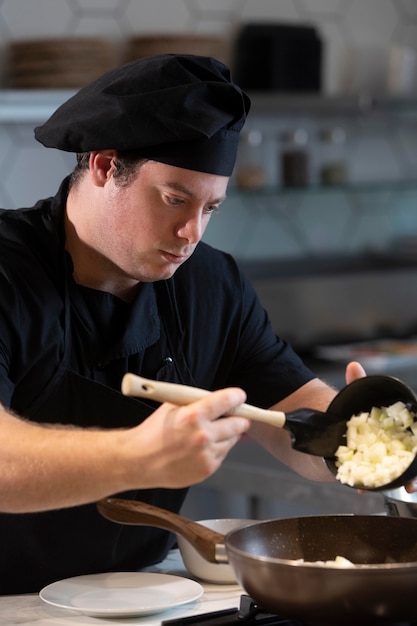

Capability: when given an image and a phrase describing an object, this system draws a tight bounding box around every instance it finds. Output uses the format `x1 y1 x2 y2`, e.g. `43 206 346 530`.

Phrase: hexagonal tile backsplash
0 0 416 260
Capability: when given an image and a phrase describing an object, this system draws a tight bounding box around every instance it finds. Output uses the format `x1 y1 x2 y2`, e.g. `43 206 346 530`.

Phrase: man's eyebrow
163 181 226 204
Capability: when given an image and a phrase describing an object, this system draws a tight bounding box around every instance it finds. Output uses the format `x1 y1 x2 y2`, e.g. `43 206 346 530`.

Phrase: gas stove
162 595 417 626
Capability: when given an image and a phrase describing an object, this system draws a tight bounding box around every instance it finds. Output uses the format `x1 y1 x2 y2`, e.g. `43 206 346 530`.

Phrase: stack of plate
124 34 228 64
6 38 116 88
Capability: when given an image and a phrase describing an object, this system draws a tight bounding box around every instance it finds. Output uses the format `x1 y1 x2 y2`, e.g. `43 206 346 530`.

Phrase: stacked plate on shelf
6 38 116 88
123 34 228 65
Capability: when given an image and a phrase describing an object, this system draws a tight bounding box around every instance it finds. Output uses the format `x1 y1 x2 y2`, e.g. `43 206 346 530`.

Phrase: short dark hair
69 152 149 188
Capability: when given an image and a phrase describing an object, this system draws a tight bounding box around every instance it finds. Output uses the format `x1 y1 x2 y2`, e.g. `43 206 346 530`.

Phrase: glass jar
281 128 309 188
235 129 266 190
319 127 348 186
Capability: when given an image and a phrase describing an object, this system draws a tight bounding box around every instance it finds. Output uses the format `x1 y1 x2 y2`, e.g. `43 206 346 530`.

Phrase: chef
0 53 365 594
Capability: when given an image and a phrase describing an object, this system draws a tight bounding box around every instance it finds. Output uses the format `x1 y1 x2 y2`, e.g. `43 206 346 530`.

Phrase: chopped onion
335 401 417 488
294 555 355 567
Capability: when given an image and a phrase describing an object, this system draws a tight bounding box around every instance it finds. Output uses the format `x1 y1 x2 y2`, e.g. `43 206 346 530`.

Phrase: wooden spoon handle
122 373 286 428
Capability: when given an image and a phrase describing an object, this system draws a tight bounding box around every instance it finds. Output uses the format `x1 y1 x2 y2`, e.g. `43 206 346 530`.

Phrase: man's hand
125 387 251 489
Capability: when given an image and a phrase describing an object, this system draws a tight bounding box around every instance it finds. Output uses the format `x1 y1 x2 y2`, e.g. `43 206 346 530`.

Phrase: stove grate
161 594 417 626
162 595 304 626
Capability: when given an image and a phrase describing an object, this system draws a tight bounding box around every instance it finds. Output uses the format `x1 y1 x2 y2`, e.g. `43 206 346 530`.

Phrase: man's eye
205 205 220 215
165 195 184 206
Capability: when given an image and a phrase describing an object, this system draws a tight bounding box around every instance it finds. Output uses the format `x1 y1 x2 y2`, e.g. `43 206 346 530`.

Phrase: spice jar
281 129 309 188
319 127 348 186
235 130 266 190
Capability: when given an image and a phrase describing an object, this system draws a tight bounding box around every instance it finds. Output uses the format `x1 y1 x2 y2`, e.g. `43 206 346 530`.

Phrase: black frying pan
97 498 417 625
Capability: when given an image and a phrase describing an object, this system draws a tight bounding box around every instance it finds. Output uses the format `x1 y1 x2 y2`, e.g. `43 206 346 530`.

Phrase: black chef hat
34 53 250 176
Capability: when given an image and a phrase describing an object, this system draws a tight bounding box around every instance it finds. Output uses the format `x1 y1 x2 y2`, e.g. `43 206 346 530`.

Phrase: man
0 54 364 593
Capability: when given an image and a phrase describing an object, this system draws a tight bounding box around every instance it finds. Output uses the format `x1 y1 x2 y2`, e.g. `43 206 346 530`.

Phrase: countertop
0 551 243 626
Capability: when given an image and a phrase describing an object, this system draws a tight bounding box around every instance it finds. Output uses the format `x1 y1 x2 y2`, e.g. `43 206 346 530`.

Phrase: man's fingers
345 361 367 385
191 387 248 422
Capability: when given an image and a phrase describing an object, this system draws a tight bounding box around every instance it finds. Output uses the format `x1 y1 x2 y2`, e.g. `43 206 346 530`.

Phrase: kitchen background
1 0 417 519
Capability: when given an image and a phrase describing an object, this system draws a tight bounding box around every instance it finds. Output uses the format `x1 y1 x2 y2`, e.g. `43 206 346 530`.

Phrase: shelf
238 252 417 279
230 179 417 196
0 89 75 122
1 89 417 123
247 92 417 116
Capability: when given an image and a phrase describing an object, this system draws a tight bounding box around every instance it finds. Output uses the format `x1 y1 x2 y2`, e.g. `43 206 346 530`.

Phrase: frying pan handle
122 374 286 428
96 497 227 563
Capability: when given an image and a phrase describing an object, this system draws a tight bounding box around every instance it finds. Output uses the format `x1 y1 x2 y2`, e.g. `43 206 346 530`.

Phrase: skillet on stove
97 498 417 625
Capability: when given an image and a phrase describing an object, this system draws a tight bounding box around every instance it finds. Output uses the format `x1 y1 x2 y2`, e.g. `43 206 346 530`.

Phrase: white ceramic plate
39 572 203 617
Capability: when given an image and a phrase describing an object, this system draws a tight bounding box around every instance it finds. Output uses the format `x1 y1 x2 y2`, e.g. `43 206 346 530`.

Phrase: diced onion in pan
294 556 355 567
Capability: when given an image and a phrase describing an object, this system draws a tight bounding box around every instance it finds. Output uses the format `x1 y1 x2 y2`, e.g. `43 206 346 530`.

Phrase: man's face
96 160 229 285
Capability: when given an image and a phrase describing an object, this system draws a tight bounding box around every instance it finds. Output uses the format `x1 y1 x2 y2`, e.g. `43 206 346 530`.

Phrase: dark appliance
233 23 322 92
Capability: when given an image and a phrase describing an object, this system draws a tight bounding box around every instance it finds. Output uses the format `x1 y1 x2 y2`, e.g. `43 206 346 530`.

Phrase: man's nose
176 214 204 243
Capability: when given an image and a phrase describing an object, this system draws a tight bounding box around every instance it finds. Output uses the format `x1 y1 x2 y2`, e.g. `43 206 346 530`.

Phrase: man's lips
160 250 189 264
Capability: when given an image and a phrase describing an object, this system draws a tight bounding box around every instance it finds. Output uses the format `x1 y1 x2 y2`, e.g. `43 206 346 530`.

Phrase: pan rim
225 513 417 570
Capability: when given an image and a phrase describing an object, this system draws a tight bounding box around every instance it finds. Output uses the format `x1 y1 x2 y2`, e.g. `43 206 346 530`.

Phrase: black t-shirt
0 178 315 593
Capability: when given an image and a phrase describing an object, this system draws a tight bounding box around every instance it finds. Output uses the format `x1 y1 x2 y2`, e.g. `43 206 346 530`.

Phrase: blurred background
1 0 417 519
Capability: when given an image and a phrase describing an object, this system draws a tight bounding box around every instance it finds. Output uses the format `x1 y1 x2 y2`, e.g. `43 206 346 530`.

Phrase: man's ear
89 150 118 186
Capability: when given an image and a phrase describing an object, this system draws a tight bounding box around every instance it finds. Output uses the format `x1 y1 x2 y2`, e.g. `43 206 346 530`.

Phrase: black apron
1 272 197 594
